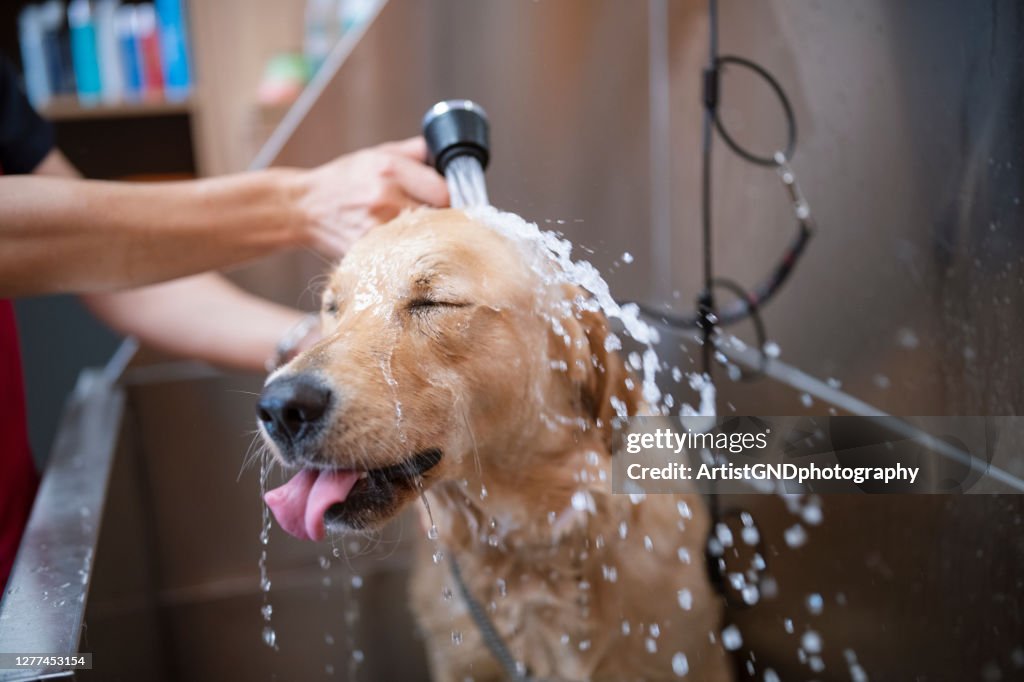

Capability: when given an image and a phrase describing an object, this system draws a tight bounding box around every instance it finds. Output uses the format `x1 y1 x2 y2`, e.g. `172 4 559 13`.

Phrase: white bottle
94 0 123 104
17 5 52 107
339 0 377 34
304 0 338 75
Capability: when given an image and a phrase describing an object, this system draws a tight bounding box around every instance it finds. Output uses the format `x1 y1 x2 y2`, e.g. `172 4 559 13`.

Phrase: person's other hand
292 136 449 257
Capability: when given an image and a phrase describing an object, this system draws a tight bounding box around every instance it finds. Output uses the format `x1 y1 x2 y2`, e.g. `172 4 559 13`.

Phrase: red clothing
0 300 38 590
0 54 53 589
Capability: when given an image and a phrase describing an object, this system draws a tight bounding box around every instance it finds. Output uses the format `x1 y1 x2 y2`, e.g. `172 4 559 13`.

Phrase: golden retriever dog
258 208 731 681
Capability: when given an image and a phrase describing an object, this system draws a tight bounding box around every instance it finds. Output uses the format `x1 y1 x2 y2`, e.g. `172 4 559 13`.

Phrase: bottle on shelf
67 0 103 106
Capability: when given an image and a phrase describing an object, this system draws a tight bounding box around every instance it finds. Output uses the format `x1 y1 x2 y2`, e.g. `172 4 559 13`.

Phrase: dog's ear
558 287 645 448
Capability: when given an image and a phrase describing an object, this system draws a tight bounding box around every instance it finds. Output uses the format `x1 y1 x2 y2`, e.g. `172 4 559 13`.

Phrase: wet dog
258 208 730 681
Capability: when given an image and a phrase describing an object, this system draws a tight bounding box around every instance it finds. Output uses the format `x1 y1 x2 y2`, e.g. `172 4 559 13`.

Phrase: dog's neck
425 432 614 561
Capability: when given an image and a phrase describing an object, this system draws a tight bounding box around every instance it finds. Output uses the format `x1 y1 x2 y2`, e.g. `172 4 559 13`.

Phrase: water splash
446 156 490 208
419 491 439 541
721 624 743 651
468 206 685 412
380 353 407 445
258 457 278 650
672 651 690 677
342 569 363 678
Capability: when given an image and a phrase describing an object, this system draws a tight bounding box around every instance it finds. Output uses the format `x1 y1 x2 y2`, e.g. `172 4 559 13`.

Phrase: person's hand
291 136 449 257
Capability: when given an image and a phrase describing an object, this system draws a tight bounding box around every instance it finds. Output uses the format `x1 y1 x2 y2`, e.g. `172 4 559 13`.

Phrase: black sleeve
0 55 54 174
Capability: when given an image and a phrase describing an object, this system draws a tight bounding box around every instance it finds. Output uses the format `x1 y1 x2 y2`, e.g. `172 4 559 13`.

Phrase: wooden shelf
40 94 193 122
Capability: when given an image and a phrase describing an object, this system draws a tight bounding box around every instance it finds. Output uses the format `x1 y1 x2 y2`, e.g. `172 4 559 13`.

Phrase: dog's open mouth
264 448 442 540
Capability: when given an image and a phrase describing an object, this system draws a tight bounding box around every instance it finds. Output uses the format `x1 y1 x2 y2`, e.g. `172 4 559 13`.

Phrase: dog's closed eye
407 298 469 314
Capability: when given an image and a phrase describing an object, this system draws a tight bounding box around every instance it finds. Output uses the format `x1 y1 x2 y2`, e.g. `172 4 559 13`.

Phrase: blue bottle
155 0 192 101
115 5 141 101
68 0 103 105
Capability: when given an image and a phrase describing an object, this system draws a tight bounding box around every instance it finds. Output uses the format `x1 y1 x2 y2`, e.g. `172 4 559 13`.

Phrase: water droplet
645 637 658 653
318 555 331 570
784 618 794 634
262 626 277 648
800 392 813 407
897 327 919 349
741 526 760 545
351 575 364 589
721 624 743 651
441 587 453 601
802 504 823 526
764 668 781 682
677 547 691 564
433 550 445 564
806 592 824 615
672 652 690 677
352 649 364 663
676 501 692 519
621 620 631 636
715 523 734 547
801 630 823 654
763 341 780 358
578 639 591 651
427 525 439 540
622 252 634 264
325 633 335 645
784 524 808 548
261 604 273 620
571 490 595 513
677 589 693 610
649 623 661 638
452 631 463 645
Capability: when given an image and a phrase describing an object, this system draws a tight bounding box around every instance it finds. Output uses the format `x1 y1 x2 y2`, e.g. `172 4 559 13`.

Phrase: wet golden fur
282 209 730 681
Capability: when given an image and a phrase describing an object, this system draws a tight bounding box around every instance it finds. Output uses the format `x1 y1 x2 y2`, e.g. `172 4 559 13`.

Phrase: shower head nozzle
422 100 490 175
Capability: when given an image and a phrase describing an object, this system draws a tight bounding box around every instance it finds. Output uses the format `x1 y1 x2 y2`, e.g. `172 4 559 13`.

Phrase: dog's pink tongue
264 469 359 541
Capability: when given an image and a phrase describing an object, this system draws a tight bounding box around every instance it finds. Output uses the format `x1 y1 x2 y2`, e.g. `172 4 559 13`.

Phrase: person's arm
0 169 299 297
0 137 447 298
83 273 307 372
31 149 313 372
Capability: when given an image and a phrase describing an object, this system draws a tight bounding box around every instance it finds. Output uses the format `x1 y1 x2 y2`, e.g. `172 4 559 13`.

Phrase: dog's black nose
257 375 332 446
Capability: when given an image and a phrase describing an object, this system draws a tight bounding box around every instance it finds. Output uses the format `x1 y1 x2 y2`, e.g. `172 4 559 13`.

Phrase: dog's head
258 209 641 540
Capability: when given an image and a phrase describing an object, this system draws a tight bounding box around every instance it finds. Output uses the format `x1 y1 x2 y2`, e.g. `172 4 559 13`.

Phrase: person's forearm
0 171 306 297
83 273 305 372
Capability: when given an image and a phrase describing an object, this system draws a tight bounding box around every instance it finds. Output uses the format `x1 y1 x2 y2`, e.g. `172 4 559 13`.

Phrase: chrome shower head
422 100 490 175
